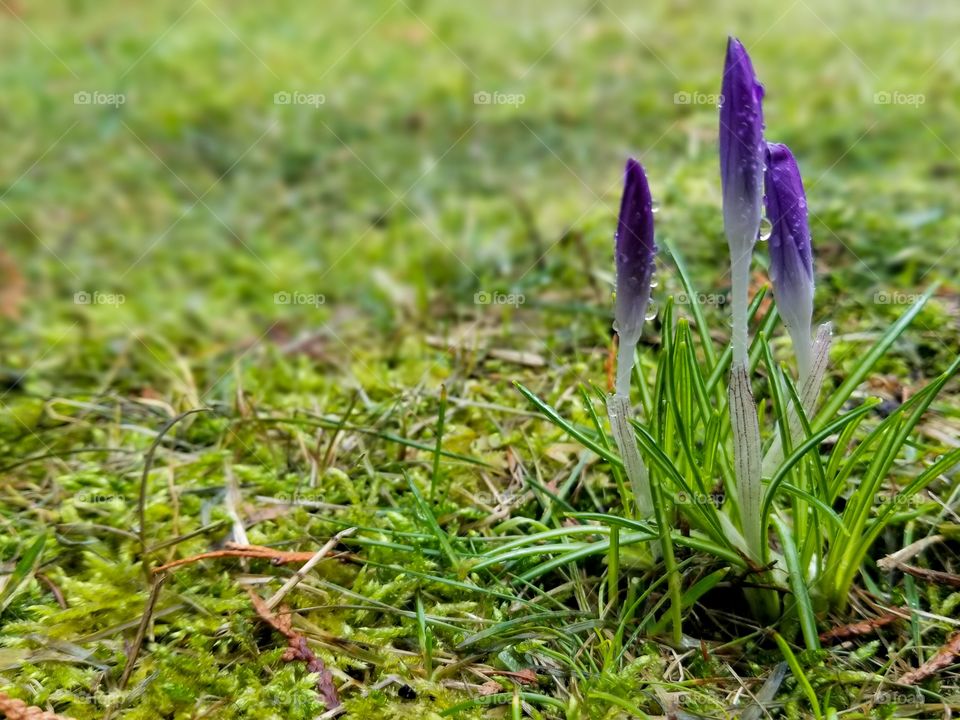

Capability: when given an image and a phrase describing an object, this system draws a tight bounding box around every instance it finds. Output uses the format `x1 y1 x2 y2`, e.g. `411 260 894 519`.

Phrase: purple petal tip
614 158 657 340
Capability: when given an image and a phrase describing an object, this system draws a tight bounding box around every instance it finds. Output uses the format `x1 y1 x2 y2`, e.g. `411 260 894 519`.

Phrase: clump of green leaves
520 260 960 648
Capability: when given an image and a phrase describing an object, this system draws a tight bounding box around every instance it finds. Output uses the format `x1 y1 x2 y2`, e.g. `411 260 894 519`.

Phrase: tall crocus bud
608 158 657 520
613 158 657 397
764 142 814 381
719 36 765 366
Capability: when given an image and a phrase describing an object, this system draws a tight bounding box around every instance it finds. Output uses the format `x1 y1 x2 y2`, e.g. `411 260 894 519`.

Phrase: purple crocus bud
764 142 814 380
720 37 766 247
613 158 657 396
614 158 656 347
720 37 765 368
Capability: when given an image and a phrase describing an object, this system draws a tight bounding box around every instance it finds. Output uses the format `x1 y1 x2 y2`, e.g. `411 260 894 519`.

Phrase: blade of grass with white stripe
772 515 820 651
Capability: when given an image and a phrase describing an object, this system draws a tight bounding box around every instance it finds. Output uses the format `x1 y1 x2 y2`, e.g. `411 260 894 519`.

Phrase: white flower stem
730 241 753 368
607 392 654 518
615 336 637 399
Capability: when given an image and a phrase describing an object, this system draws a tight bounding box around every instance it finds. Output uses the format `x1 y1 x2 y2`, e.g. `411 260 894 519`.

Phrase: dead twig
264 529 356 611
119 573 166 690
819 610 903 643
246 590 339 709
877 535 944 571
151 542 346 573
899 631 960 685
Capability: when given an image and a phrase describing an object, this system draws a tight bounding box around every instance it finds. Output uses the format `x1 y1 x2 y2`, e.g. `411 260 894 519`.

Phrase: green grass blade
0 534 46 616
773 631 823 720
814 284 937 428
516 383 621 467
404 471 459 568
772 516 820 651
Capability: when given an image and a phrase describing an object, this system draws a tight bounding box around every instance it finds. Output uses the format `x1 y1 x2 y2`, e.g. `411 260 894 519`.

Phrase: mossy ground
1 1 959 718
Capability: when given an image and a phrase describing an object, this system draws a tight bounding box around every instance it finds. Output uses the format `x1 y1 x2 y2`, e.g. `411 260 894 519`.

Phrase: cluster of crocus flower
609 37 828 562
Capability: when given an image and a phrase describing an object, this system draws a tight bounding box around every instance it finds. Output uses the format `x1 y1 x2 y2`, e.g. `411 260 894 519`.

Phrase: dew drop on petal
644 302 658 322
758 217 772 242
650 199 660 214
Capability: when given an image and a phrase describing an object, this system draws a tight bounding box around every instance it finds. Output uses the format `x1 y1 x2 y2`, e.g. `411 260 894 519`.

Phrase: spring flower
613 158 657 397
608 158 657 518
764 142 814 381
719 36 765 366
720 37 766 563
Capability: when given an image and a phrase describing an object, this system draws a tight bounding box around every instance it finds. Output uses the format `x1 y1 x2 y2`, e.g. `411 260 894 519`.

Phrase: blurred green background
2 0 958 381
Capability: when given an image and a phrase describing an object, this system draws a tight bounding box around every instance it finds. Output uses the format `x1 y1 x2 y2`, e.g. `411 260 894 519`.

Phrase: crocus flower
613 157 657 396
719 36 765 367
720 37 766 250
764 141 814 380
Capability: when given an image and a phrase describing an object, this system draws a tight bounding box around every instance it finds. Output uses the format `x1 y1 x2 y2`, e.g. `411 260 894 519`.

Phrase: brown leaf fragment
898 631 960 685
498 669 538 686
478 681 503 696
246 590 340 709
0 691 75 720
819 611 902 643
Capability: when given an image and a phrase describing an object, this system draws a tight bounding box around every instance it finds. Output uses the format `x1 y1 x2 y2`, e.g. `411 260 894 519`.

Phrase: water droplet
649 276 659 289
650 199 661 214
758 217 772 242
644 302 658 322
